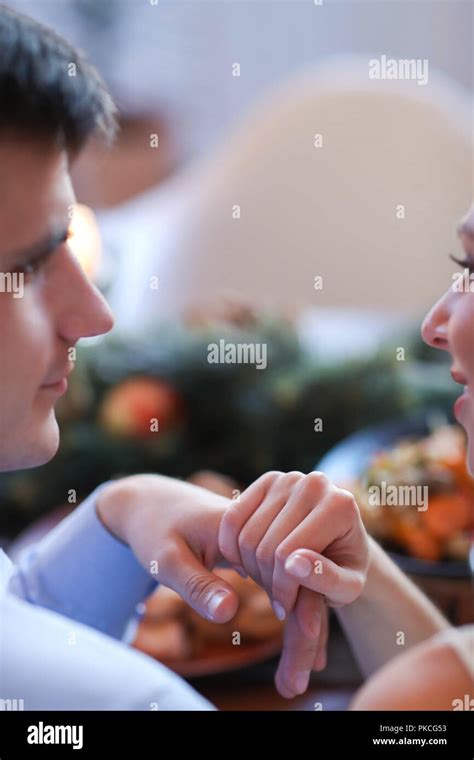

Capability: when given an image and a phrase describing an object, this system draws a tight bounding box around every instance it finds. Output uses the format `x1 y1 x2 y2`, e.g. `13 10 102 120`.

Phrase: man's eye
13 259 43 278
14 250 56 279
22 260 42 276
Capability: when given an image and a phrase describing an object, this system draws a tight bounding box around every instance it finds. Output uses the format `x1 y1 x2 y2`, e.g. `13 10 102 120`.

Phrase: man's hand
96 474 239 624
218 471 370 697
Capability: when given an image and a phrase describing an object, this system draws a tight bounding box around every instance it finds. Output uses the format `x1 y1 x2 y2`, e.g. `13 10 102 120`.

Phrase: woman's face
422 203 474 475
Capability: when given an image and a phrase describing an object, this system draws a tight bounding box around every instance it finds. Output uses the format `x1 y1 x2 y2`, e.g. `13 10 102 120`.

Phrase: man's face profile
0 137 114 472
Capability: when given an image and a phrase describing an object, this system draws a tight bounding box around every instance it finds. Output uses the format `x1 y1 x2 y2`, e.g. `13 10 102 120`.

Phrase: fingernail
294 671 310 694
285 554 313 579
272 601 287 621
207 591 229 620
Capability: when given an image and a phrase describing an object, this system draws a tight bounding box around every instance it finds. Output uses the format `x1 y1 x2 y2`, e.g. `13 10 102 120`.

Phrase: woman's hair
0 4 117 155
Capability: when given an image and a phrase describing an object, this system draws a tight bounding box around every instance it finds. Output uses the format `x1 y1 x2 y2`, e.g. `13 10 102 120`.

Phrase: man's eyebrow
8 226 70 262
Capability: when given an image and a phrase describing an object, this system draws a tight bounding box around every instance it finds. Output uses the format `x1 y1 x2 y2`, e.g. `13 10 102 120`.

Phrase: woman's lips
451 369 468 385
451 368 470 422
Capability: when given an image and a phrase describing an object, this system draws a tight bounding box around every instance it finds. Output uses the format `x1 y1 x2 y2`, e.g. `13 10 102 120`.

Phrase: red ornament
100 377 184 438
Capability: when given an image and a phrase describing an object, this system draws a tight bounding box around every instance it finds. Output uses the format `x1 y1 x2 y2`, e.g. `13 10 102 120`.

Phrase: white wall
10 0 473 162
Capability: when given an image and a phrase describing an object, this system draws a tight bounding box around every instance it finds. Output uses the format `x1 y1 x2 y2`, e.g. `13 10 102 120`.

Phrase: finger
239 472 306 593
159 538 239 623
313 603 329 671
252 471 328 600
238 487 295 589
274 587 321 699
295 588 326 640
283 548 365 606
218 471 282 567
269 483 351 617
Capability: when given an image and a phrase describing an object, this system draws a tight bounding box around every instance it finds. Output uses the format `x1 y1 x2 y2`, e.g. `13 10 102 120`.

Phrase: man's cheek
9 303 52 389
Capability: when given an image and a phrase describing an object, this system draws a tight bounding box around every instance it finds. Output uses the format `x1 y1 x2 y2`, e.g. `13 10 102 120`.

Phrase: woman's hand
218 471 370 696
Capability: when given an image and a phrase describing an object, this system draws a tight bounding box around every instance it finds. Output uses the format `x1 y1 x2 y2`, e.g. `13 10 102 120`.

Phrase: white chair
101 56 473 331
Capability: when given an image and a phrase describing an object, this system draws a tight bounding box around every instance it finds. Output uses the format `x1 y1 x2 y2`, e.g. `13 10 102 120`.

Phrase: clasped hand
98 470 370 698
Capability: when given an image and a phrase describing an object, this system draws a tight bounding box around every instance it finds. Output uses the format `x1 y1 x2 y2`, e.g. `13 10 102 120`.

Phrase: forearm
97 474 231 571
336 537 449 677
9 484 157 639
96 474 240 624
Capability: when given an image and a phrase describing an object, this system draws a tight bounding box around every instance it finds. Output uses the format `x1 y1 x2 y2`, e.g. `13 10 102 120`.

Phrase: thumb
284 549 365 606
161 538 239 623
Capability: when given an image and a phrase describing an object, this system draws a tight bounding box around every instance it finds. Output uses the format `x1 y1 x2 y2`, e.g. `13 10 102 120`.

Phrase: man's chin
0 418 60 472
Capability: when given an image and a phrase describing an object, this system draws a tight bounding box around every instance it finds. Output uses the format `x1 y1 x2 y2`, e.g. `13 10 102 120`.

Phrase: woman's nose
421 292 451 351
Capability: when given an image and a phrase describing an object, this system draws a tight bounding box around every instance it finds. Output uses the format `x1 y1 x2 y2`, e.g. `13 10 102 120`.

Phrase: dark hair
0 4 117 155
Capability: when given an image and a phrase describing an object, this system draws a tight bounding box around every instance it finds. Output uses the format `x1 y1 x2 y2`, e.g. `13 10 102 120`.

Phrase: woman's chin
455 399 474 477
466 427 474 478
467 447 474 478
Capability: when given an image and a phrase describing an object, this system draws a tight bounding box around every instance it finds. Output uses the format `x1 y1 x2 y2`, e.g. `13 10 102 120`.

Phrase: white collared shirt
0 487 214 711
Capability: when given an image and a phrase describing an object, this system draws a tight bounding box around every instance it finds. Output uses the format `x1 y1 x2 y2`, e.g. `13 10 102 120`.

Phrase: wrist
96 474 233 561
95 477 135 545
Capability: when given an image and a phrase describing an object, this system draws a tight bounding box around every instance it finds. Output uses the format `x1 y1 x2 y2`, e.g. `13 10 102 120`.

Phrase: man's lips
40 377 69 395
40 364 74 394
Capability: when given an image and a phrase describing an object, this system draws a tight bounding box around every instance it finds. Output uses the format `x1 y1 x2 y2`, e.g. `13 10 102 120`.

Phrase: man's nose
55 251 114 344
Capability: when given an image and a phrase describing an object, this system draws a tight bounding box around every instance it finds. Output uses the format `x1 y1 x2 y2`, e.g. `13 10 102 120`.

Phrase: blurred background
2 0 473 710
9 0 474 326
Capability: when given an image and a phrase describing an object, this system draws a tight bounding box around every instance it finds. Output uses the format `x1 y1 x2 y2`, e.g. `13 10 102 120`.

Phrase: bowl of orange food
317 416 473 578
